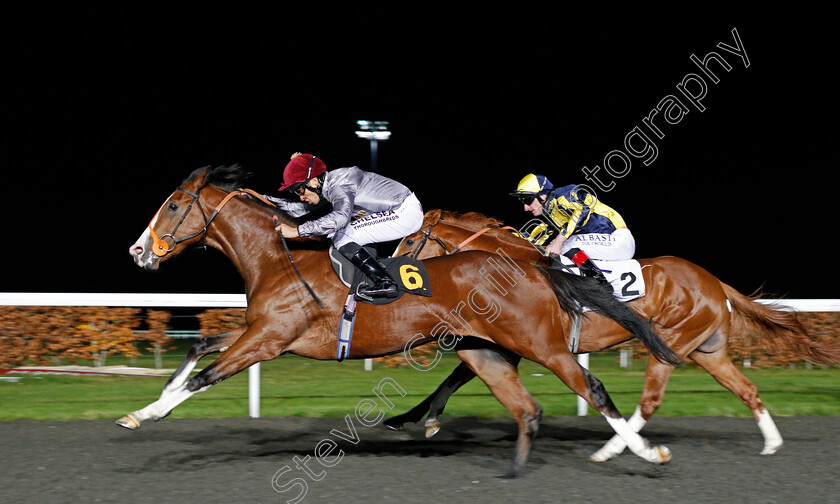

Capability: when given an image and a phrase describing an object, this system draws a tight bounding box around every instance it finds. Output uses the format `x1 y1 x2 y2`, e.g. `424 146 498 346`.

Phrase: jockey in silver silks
265 153 424 299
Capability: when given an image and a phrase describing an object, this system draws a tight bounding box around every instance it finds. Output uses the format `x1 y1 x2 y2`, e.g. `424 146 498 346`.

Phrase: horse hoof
589 445 622 462
589 451 612 463
656 445 672 464
116 414 140 430
424 420 440 438
760 440 782 455
384 421 404 431
589 436 627 462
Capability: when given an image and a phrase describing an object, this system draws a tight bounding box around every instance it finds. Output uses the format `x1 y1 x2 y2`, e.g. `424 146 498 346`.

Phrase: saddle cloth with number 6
552 255 645 303
328 246 432 305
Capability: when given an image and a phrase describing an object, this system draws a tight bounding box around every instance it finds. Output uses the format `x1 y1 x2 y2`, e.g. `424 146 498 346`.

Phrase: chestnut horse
119 165 680 477
389 209 839 461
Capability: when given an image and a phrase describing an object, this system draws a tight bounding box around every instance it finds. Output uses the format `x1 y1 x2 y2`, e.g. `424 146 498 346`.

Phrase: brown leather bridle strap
448 226 518 255
236 188 277 208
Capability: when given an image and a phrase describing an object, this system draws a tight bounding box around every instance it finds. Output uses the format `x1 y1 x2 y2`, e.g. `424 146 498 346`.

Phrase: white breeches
333 193 424 249
561 227 636 261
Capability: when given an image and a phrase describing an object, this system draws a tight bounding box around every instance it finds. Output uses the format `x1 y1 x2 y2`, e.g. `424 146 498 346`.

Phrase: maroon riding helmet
278 152 327 194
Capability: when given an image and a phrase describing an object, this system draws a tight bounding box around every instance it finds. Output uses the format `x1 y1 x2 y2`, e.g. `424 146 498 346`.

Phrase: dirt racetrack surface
2 415 838 503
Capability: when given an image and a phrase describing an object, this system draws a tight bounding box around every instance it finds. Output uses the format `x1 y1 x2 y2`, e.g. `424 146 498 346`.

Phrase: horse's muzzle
129 233 160 271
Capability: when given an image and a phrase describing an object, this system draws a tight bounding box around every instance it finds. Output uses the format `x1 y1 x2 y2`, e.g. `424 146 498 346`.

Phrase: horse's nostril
132 245 144 257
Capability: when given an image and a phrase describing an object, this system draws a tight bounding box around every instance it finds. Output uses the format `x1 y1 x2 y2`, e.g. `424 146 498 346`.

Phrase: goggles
515 192 538 206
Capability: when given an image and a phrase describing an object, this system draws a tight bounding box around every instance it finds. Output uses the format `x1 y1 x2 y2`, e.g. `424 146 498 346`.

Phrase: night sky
3 11 836 299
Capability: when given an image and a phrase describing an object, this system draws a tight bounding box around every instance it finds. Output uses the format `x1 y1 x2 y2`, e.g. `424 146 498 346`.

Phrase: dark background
3 10 835 298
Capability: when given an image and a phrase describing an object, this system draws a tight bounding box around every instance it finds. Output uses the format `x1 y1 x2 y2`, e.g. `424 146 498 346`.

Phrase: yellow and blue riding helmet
511 173 554 205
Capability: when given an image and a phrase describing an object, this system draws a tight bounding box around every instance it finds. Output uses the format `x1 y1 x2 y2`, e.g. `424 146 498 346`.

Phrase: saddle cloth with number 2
552 255 646 303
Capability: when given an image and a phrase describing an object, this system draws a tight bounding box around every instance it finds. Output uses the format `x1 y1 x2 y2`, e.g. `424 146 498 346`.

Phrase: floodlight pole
371 138 381 173
356 120 390 173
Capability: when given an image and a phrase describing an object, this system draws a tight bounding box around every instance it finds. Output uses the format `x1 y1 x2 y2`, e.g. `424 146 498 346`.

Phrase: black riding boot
564 248 610 288
339 243 399 299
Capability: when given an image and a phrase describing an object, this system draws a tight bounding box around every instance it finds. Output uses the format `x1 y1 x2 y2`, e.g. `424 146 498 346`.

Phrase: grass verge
1 351 837 421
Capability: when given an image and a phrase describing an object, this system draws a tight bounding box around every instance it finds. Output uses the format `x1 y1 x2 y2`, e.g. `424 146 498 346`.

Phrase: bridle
405 222 518 259
149 186 268 257
147 185 324 308
150 188 525 307
406 223 450 258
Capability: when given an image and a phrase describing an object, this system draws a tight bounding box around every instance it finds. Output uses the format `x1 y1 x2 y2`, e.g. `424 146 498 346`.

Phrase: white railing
5 292 838 311
0 292 249 307
2 293 838 418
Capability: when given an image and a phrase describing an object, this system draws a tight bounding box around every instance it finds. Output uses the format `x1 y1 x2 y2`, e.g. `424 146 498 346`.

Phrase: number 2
621 272 640 297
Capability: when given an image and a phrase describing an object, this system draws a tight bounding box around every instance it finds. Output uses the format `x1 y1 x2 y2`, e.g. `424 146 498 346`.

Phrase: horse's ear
183 165 213 188
195 168 212 186
424 209 443 226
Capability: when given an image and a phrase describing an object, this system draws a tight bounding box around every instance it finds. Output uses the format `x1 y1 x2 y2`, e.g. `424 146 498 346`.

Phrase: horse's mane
184 164 254 191
436 210 505 230
182 164 282 210
182 164 312 230
426 209 534 250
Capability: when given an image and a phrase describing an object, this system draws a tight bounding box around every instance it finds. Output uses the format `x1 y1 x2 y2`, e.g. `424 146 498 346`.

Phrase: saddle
550 255 646 354
329 246 432 361
328 246 432 305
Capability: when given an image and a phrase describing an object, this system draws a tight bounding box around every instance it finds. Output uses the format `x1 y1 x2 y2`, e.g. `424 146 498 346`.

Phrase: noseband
150 187 205 256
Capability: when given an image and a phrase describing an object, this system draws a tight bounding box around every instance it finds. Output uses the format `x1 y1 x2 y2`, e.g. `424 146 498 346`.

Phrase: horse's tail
536 266 679 366
721 283 840 365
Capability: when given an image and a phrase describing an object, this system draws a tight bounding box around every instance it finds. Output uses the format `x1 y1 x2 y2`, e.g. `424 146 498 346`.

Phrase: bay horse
389 209 839 461
120 165 680 477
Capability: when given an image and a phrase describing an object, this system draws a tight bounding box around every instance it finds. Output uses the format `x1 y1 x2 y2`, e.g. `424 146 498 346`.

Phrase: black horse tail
535 266 679 366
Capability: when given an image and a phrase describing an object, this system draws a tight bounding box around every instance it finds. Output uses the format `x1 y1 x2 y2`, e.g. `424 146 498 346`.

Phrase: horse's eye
168 203 178 211
405 239 414 246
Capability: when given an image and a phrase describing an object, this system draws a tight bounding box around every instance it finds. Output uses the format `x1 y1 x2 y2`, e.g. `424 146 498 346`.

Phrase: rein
408 222 519 258
448 225 518 254
272 215 324 309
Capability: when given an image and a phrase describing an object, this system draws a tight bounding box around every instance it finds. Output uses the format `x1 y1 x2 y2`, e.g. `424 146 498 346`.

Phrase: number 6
399 265 424 289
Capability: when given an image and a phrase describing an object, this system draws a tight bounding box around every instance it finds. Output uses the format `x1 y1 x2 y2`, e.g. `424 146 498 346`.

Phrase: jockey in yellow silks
512 173 635 286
